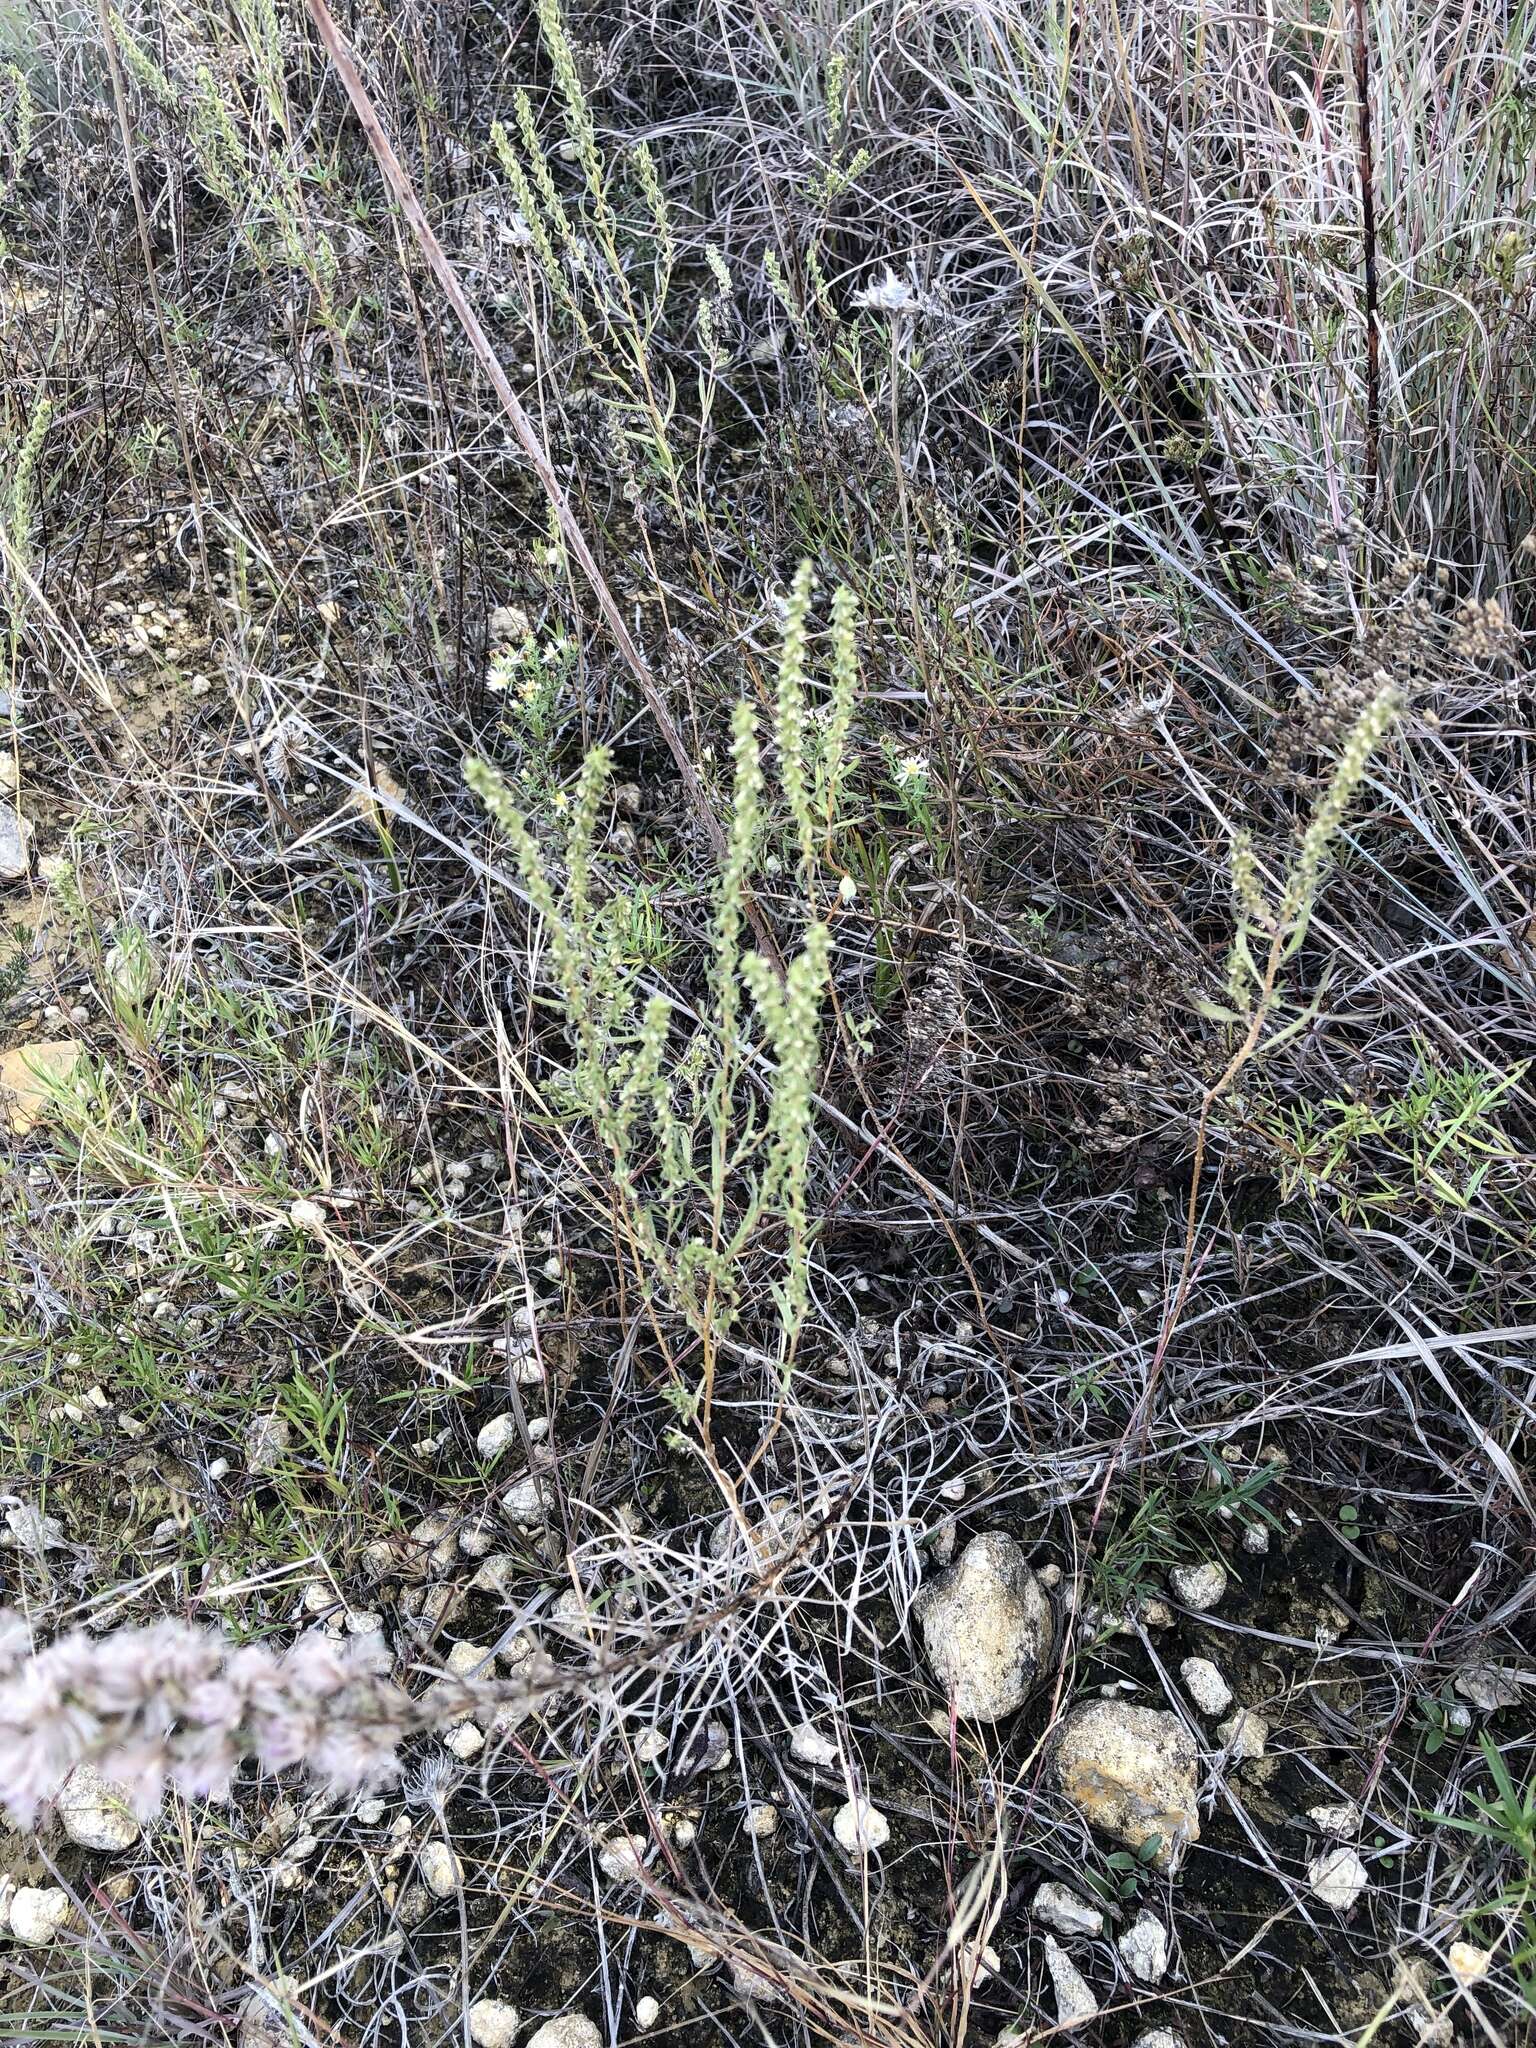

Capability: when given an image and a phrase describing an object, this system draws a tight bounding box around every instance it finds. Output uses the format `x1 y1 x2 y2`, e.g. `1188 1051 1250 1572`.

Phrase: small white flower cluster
487 630 573 707
853 267 922 318
0 1611 537 1830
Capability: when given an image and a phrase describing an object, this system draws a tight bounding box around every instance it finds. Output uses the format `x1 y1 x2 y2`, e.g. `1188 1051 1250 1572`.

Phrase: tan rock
1 1039 82 1135
56 1763 141 1851
1052 1701 1200 1869
1448 1939 1492 1985
914 1532 1054 1720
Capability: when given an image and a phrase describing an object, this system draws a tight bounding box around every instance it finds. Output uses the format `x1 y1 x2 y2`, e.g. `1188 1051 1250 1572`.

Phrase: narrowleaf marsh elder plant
466 565 857 1429
1149 679 1403 1395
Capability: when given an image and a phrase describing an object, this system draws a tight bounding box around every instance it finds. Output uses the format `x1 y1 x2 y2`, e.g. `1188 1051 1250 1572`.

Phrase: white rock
468 2000 520 2048
477 1414 520 1461
1180 1657 1233 1716
745 1803 778 1839
56 1764 141 1851
914 1531 1054 1720
1308 1845 1368 1911
833 1798 890 1855
8 1886 74 1944
634 1728 667 1764
1032 1882 1104 1938
1042 1933 1098 2028
789 1722 838 1767
1133 2032 1185 2048
418 1840 462 1898
0 806 34 881
1168 1561 1227 1612
469 1554 517 1598
1308 1799 1361 1838
1117 1911 1169 1984
634 1994 661 2030
245 1412 291 1475
1448 1939 1492 1985
1052 1702 1201 1868
1217 1709 1268 1762
493 1333 545 1385
551 1587 602 1643
1242 1521 1270 1555
526 2019 602 2048
503 1471 549 1528
287 1197 327 1231
3 1503 65 1553
444 1722 484 1760
598 1833 647 1883
955 1937 1001 1986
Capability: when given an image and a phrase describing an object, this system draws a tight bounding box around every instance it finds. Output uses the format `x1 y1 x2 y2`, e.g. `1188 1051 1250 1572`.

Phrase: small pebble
1448 1939 1492 1985
468 2001 519 2048
477 1414 519 1461
526 2018 602 2048
1042 1933 1098 2028
56 1764 141 1851
1308 1799 1360 1838
1032 1881 1104 1939
1217 1709 1268 1762
245 1412 291 1476
503 1472 549 1528
1117 1910 1169 1984
832 1798 889 1855
789 1722 838 1767
634 1994 660 2030
1308 1845 1368 1911
418 1840 462 1898
744 1803 779 1840
3 1503 66 1554
8 1886 74 1945
956 1937 1000 1985
1180 1657 1233 1716
598 1833 647 1883
1168 1560 1227 1612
